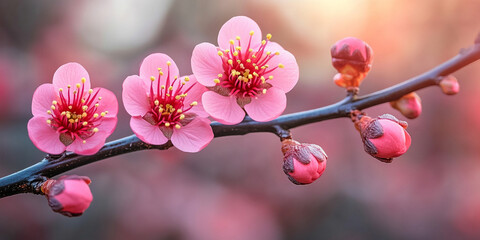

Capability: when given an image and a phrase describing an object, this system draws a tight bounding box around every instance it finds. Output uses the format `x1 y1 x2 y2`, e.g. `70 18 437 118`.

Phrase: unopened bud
41 175 93 217
331 37 373 89
390 92 422 119
352 112 411 163
439 75 460 95
281 139 327 185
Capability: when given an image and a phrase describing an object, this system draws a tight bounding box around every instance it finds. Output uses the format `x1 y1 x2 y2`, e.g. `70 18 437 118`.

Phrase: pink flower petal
191 43 224 87
93 87 118 118
28 116 66 154
171 117 213 153
130 116 168 145
244 87 286 122
67 117 117 155
122 75 150 116
52 62 91 94
202 91 245 125
139 53 179 86
218 16 262 50
264 48 299 93
32 84 57 118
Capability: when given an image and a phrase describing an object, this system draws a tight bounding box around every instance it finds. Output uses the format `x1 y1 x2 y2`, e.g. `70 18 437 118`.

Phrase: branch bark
1 37 479 199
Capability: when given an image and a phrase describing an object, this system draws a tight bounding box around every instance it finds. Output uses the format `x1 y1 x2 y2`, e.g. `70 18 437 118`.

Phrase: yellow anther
224 49 230 53
261 76 266 83
235 71 241 75
66 113 71 118
95 103 99 107
262 89 267 94
59 88 63 92
168 86 173 91
237 60 241 64
83 105 88 111
252 55 257 58
177 109 183 113
98 97 102 100
82 112 87 118
249 48 253 52
166 61 171 66
255 66 259 70
184 76 190 82
93 127 99 133
175 95 181 100
249 31 254 36
190 101 198 106
238 76 243 81
88 89 93 94
253 72 259 77
240 63 245 69
236 36 240 40
161 85 165 89
154 100 159 105
73 90 77 94
228 59 233 65
81 99 86 103
218 51 223 56
217 74 223 78
269 76 274 80
83 121 88 126
246 59 251 63
233 51 238 57
46 119 51 124
150 76 155 81
83 140 86 144
81 77 86 83
105 111 108 114
52 100 57 105
275 52 280 55
69 119 75 124
235 46 241 51
61 111 66 116
51 105 56 110
76 83 81 88
179 114 185 120
248 74 253 79
229 39 235 45
266 33 272 40
157 67 162 71
159 71 164 76
164 122 171 127
159 107 164 113
266 51 271 55
101 112 106 117
261 40 266 45
175 124 181 129
47 110 52 115
94 113 99 118
213 79 220 84
166 94 170 97
67 85 71 88
278 64 285 68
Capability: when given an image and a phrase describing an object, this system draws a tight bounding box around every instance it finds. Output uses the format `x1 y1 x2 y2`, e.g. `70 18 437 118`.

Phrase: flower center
143 62 197 130
215 32 284 98
46 78 107 145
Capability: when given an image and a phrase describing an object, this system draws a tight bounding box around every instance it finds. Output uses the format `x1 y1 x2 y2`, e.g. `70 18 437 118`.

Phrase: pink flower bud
439 75 460 95
281 139 327 185
353 113 411 163
390 92 422 119
42 175 93 217
331 37 373 89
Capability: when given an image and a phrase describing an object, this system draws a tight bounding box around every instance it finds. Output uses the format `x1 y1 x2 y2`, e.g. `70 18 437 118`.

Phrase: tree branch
1 37 479 199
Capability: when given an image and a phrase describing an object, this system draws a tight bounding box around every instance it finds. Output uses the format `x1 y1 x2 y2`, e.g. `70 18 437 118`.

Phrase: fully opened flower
192 16 299 124
28 63 118 155
123 53 213 152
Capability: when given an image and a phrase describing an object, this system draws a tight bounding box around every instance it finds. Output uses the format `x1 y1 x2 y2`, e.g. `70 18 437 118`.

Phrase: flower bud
281 139 327 185
353 113 411 163
41 175 93 217
390 92 422 119
439 75 459 95
331 37 373 89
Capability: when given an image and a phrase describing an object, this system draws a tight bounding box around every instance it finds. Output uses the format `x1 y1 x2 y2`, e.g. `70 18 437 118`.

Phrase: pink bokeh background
1 0 480 239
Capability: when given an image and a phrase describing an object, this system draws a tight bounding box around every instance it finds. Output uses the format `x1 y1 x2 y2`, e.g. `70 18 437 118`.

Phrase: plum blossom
122 53 213 152
281 139 327 185
28 63 118 155
42 175 93 217
191 16 299 124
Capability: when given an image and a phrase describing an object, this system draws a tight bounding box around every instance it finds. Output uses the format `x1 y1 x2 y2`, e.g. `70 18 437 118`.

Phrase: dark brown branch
1 37 479 199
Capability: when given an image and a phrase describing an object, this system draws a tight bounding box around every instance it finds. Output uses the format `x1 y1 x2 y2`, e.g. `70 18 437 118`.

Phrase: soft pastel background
1 0 480 239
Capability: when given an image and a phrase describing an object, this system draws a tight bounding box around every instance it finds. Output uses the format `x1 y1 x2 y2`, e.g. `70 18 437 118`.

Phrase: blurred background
1 0 480 239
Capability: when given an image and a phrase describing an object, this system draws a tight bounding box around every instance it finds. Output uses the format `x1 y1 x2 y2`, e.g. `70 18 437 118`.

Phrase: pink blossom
122 53 213 152
42 175 93 217
281 139 327 185
390 92 422 119
355 113 411 162
28 63 118 155
191 16 299 125
439 75 460 95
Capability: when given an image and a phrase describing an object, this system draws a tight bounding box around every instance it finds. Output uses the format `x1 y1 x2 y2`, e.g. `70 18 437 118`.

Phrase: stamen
93 128 99 133
175 124 181 129
81 77 86 83
266 33 272 40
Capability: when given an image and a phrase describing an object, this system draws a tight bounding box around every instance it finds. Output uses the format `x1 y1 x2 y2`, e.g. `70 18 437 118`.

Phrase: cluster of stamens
46 78 106 144
215 32 284 98
144 61 197 129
